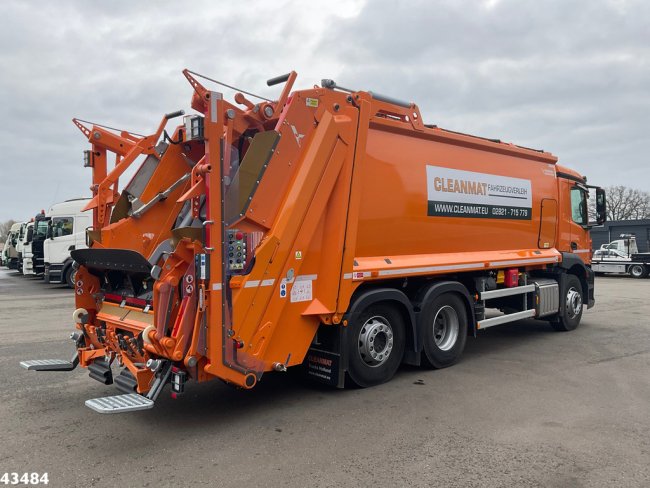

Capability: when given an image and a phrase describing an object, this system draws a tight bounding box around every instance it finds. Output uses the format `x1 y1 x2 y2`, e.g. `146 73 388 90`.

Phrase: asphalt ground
0 268 649 487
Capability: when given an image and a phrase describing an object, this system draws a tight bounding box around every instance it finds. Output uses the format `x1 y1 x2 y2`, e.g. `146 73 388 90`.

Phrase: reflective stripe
295 274 317 281
211 283 222 291
346 256 559 281
378 262 484 277
261 279 275 286
488 257 558 267
573 249 591 254
244 280 260 288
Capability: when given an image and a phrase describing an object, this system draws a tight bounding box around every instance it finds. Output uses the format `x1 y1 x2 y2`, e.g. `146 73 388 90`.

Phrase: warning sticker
290 280 312 303
280 279 287 298
306 98 319 108
426 165 532 220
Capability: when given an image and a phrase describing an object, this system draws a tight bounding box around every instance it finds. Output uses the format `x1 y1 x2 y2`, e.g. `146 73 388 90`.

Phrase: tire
550 274 583 331
629 264 647 279
421 293 468 369
63 266 75 288
346 303 406 388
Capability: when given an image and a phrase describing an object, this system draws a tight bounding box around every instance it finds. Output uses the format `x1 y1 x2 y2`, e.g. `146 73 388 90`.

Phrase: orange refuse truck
21 70 607 413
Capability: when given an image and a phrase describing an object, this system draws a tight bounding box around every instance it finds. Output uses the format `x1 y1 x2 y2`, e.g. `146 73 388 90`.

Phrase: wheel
346 303 406 387
629 264 647 279
421 293 468 369
550 274 583 331
63 266 76 288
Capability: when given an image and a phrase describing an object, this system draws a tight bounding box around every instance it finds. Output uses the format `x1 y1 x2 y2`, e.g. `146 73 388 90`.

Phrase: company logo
291 125 305 147
426 165 532 220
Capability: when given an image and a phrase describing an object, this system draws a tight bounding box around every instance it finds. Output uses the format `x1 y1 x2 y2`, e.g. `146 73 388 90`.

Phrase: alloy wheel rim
433 305 459 351
358 316 394 367
566 287 583 319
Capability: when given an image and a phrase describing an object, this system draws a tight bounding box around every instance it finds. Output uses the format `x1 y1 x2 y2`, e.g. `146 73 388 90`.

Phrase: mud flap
303 324 347 388
304 348 344 388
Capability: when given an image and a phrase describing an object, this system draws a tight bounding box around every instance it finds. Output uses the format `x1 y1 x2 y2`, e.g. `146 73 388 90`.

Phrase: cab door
74 215 92 250
49 216 75 264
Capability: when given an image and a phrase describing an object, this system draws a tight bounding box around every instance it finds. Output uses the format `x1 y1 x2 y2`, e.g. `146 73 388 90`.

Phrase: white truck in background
22 211 47 276
3 222 23 269
21 222 35 275
599 238 638 255
44 198 91 287
593 234 650 278
15 221 30 274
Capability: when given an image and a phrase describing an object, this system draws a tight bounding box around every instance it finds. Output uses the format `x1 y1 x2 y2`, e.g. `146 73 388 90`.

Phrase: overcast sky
0 0 648 222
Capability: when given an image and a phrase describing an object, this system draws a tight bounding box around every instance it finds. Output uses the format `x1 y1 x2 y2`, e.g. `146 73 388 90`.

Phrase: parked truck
3 222 22 269
15 221 31 274
43 198 92 287
21 211 47 276
593 234 650 278
22 70 606 414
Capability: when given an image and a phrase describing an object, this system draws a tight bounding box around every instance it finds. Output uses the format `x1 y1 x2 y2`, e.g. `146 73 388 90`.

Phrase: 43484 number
0 473 48 485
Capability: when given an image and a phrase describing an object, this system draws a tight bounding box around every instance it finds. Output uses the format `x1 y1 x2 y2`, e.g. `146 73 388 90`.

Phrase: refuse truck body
22 70 606 413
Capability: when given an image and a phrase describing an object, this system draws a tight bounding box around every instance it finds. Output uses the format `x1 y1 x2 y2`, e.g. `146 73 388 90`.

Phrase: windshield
48 217 74 238
570 187 587 226
35 219 49 240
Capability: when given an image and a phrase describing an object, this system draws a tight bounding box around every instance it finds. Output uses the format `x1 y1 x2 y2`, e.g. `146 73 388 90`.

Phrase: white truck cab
44 198 92 287
21 222 36 275
3 222 23 269
599 237 639 255
15 221 30 274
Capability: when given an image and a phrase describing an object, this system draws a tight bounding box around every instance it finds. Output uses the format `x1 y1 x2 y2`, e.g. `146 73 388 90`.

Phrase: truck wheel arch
413 281 476 344
61 259 74 286
559 252 592 305
344 287 418 366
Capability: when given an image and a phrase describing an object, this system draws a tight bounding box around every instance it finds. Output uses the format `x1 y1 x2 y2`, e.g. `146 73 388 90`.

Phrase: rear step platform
85 393 154 414
85 361 172 414
20 357 78 371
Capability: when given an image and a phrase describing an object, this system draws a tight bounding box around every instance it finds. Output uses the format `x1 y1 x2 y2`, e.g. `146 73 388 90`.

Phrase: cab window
570 187 587 226
51 217 74 237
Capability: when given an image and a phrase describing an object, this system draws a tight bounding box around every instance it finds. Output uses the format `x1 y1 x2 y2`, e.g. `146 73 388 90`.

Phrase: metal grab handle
368 91 412 108
267 73 291 86
165 110 185 119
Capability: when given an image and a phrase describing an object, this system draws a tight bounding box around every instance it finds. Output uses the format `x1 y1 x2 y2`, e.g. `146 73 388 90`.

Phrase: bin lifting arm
72 111 185 228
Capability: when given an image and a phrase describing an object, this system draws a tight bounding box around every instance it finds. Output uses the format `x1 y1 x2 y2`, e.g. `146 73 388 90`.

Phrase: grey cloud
0 0 647 221
317 0 650 183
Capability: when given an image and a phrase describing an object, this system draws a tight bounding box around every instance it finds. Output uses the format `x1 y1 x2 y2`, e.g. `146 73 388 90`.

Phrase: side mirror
26 228 34 243
595 188 606 225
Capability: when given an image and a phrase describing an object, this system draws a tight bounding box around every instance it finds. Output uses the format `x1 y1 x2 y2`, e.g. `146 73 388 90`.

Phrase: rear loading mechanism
20 68 602 413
